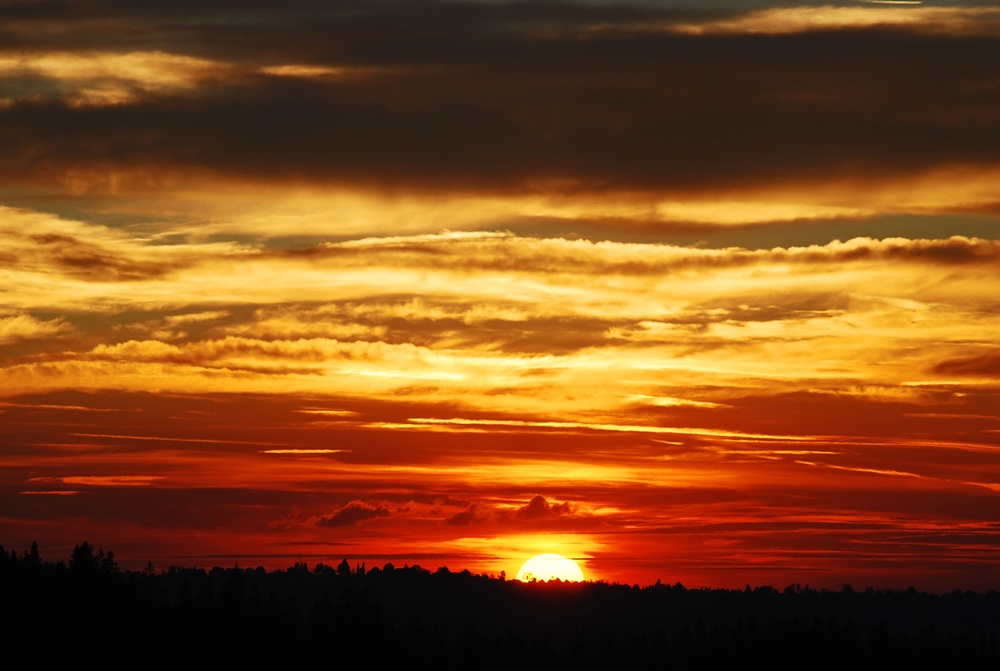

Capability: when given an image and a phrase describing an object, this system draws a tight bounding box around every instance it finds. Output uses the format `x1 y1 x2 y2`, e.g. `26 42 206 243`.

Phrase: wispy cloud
29 475 162 487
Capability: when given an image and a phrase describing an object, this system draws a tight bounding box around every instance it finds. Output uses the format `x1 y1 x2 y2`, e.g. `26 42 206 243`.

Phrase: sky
1 0 999 591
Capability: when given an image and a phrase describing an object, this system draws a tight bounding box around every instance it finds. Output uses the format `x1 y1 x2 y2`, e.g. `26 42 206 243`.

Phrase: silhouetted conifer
69 541 97 574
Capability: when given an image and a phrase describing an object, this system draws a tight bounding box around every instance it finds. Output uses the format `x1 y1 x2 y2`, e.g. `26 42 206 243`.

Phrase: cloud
0 313 69 344
444 503 479 526
516 495 573 521
0 2 997 211
6 207 999 323
316 501 391 528
2 218 997 414
0 207 246 307
316 233 1000 277
29 232 176 281
0 51 230 106
933 351 1000 378
29 475 162 487
666 7 1000 36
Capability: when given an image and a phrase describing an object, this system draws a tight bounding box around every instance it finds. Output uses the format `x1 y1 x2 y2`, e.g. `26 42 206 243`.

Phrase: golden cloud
0 51 231 106
666 6 1000 36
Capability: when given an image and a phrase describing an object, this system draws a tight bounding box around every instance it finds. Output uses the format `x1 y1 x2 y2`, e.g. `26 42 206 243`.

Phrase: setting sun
516 554 586 583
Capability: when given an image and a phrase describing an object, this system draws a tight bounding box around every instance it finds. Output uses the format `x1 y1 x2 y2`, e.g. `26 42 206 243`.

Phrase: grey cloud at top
0 2 997 199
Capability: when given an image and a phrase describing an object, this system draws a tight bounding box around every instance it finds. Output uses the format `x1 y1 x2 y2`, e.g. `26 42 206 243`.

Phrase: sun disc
515 553 585 582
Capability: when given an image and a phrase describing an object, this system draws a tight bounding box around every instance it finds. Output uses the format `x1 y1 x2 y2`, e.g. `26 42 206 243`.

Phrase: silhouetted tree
3 542 999 668
70 541 98 574
97 547 118 574
24 541 41 567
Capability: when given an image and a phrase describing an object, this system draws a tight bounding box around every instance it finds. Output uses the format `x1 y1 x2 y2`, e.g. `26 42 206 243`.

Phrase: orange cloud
0 313 70 344
666 7 1000 36
0 51 230 106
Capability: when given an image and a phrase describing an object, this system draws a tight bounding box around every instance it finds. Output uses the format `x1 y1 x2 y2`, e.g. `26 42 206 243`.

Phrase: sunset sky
2 0 999 591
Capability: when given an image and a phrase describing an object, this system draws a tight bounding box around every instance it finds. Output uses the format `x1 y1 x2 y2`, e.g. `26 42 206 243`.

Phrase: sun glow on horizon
516 554 586 583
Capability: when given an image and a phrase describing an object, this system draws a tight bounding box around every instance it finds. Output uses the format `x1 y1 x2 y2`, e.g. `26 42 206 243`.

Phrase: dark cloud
0 3 998 199
515 494 573 520
28 233 179 281
0 2 706 59
244 295 628 350
687 293 850 325
932 352 1000 379
313 234 1000 277
444 503 478 526
316 500 390 527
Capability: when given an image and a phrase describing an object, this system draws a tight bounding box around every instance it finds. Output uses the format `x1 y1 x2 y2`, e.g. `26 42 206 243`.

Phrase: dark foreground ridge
3 542 998 670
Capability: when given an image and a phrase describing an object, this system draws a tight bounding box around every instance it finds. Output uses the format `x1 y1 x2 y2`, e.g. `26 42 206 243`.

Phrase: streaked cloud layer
1 0 998 590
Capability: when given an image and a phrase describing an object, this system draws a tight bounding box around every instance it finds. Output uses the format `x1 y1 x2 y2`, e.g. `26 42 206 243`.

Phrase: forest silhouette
2 542 998 669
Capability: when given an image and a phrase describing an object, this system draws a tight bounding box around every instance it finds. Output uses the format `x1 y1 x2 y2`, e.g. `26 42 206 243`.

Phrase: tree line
2 542 998 669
